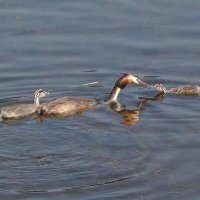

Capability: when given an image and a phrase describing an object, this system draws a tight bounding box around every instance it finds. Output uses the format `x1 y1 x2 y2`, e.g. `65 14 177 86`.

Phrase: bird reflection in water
110 92 165 126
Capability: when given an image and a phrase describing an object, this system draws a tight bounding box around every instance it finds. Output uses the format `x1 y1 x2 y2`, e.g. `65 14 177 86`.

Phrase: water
0 0 200 199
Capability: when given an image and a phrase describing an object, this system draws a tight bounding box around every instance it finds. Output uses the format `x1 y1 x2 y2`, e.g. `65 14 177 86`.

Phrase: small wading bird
0 89 49 120
152 83 200 95
37 73 150 118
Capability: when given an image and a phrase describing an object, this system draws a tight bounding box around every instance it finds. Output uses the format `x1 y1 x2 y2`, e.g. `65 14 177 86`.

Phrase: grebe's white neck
106 73 146 102
34 93 41 106
106 86 121 102
33 89 49 106
34 97 40 106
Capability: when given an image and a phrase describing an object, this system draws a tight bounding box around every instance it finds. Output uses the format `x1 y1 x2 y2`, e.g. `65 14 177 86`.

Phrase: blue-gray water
0 1 200 199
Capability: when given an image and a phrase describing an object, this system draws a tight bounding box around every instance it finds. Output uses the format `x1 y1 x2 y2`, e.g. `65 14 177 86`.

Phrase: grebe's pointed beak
136 78 150 88
42 90 49 97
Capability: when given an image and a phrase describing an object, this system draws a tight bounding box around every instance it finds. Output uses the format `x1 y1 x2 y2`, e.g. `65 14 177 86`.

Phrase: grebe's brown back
0 89 49 120
38 73 149 117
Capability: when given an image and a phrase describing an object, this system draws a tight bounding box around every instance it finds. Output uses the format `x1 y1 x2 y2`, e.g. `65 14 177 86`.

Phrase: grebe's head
34 89 49 98
116 73 149 89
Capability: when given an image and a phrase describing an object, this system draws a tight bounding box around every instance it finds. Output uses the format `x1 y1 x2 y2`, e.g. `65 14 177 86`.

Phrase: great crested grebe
153 83 200 95
37 73 149 117
0 89 49 120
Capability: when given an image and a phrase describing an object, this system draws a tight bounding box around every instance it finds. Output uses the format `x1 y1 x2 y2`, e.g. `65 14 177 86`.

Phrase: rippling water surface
0 1 200 199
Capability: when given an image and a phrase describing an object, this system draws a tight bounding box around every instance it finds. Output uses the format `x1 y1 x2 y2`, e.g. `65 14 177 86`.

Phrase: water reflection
0 114 37 125
138 91 165 103
37 105 96 121
0 92 165 125
110 92 165 125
